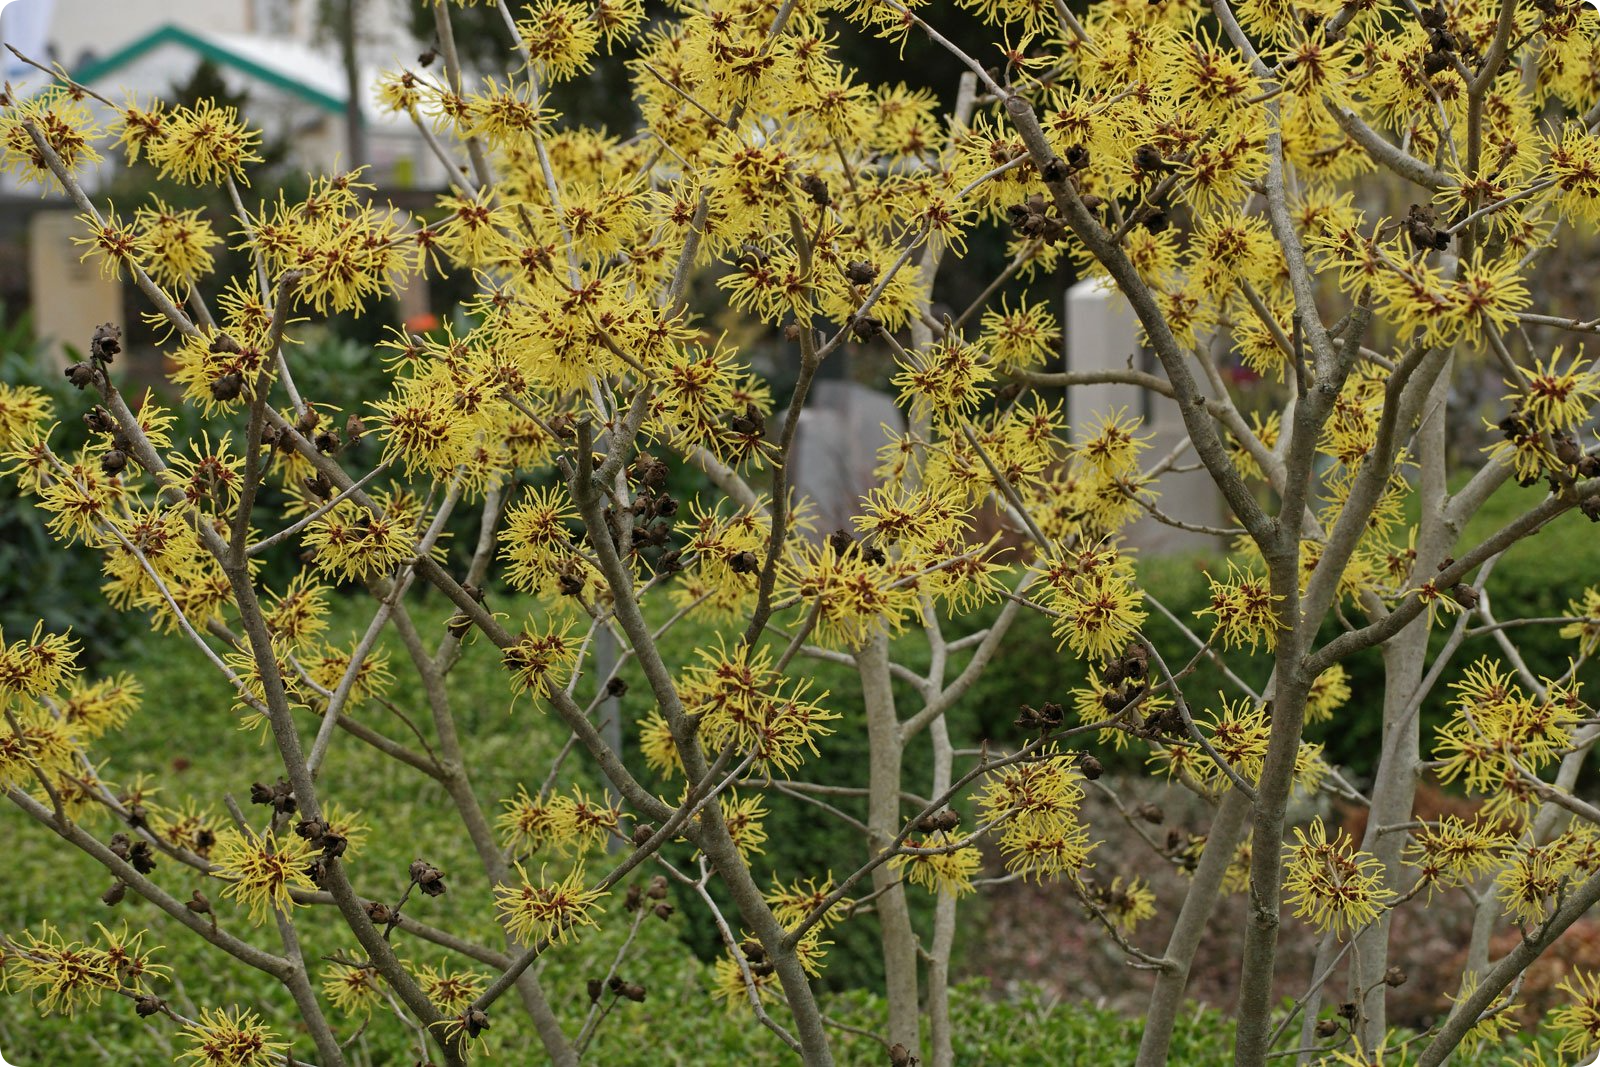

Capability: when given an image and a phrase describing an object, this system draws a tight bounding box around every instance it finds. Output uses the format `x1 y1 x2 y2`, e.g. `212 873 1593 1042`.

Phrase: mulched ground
967 774 1600 1030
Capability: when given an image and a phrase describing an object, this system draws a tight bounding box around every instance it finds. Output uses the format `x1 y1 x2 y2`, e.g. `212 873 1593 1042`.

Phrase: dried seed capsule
91 323 122 362
410 859 447 896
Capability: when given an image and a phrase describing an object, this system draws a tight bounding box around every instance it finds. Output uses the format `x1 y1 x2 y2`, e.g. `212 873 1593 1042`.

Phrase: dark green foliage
0 335 129 662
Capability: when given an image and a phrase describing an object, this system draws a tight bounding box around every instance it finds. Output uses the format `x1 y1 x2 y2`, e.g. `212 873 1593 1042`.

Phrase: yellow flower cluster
493 863 605 945
978 750 1097 881
1551 969 1600 1059
178 1006 287 1067
497 784 621 856
1042 542 1147 663
1403 815 1513 900
502 618 579 699
4 922 165 1017
1283 818 1395 938
0 622 80 697
1433 658 1584 821
1154 695 1325 796
210 828 316 925
303 495 420 583
890 839 983 897
764 874 845 931
1195 563 1283 653
678 642 838 776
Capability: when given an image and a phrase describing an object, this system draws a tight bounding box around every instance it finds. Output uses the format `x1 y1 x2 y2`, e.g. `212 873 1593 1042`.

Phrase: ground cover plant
1 0 1600 1064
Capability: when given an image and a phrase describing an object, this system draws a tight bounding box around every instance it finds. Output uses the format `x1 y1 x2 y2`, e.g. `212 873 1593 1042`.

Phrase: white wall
39 0 252 70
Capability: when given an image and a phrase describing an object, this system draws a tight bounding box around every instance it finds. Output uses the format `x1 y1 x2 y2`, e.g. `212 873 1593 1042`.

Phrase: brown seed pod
65 361 96 389
91 322 122 362
410 859 447 896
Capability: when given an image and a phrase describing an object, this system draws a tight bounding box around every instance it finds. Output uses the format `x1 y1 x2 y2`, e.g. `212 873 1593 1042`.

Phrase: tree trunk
1350 358 1452 1046
336 0 367 169
859 633 921 1055
1137 787 1251 1067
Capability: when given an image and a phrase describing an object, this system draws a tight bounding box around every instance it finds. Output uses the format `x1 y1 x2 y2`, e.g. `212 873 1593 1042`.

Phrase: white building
1 0 446 189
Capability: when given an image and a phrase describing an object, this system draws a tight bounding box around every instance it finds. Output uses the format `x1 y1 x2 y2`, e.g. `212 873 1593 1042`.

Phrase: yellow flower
111 96 166 164
462 79 553 150
0 87 103 188
981 750 1098 880
978 296 1061 373
892 838 982 896
0 621 81 696
432 191 515 269
1549 124 1600 226
639 711 683 779
210 828 316 925
892 334 994 428
502 619 579 698
780 539 920 649
93 921 168 994
1303 666 1353 729
1561 587 1600 656
711 945 782 1010
302 498 419 584
146 100 262 186
1043 544 1147 663
1403 815 1512 899
1512 348 1600 433
179 1006 288 1067
1283 818 1395 937
1086 875 1157 933
679 641 839 775
72 209 144 281
58 673 142 741
1551 969 1600 1057
1073 408 1151 479
1195 563 1284 653
134 199 221 289
1495 841 1575 925
413 959 486 1013
764 874 845 931
1433 658 1580 819
165 432 245 513
499 486 585 597
1441 972 1522 1050
289 197 412 315
716 793 769 862
261 575 331 651
498 786 578 855
300 641 393 707
0 384 51 452
494 864 605 945
517 1 601 81
322 963 382 1017
594 0 646 46
4 923 118 1016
